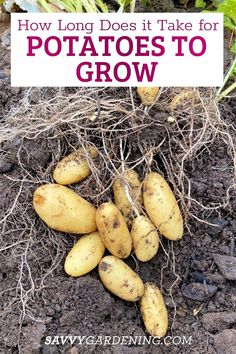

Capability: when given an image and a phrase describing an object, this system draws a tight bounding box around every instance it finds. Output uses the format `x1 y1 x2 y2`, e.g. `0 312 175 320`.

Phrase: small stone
0 91 8 104
202 235 212 246
67 347 79 354
54 304 61 312
164 296 175 308
0 158 12 173
213 254 236 280
191 321 200 330
42 316 52 325
191 271 210 284
11 87 21 95
30 89 41 104
192 260 205 272
207 302 217 312
1 29 11 47
182 282 218 301
202 312 236 332
213 218 229 229
42 345 59 354
21 323 46 354
0 70 5 79
167 116 176 123
214 329 236 354
207 273 226 285
218 245 230 255
213 182 223 189
176 308 186 317
60 311 76 327
208 218 228 235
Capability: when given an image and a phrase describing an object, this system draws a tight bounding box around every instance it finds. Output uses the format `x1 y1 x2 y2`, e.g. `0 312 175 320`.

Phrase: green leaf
141 0 151 5
195 0 206 8
216 0 236 24
224 15 236 30
231 61 236 77
96 0 108 12
117 0 132 8
231 39 236 54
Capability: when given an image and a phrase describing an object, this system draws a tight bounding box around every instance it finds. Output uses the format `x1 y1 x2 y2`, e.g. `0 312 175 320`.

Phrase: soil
1 5 236 354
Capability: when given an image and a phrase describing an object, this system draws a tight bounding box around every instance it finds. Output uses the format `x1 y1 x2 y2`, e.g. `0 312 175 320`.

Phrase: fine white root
0 86 235 345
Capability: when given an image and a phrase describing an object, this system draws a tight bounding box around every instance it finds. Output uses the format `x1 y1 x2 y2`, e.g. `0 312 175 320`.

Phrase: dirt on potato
1 6 236 354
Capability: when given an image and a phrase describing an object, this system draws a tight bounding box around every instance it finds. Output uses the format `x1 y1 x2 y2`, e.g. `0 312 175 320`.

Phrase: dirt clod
1 12 236 354
213 254 236 280
214 329 236 354
21 323 46 354
202 312 236 332
182 282 218 301
0 157 12 173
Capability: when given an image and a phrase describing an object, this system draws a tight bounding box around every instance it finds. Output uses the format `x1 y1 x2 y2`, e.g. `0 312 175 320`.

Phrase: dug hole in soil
0 10 236 354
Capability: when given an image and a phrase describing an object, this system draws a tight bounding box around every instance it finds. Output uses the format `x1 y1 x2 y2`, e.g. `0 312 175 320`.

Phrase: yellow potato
131 215 159 262
64 232 105 277
137 87 159 106
169 89 198 110
140 282 168 337
143 172 183 240
53 146 97 185
113 170 143 228
33 184 96 234
99 256 144 301
96 202 132 258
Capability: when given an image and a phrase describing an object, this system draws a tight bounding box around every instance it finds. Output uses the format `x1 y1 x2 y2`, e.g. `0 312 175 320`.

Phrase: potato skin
113 170 143 228
143 172 183 240
140 282 168 337
99 256 144 301
33 184 96 234
96 202 132 259
170 89 198 110
64 232 105 277
131 215 159 262
53 146 97 185
137 87 159 106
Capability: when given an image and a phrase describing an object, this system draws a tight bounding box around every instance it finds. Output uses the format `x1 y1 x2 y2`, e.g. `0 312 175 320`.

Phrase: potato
96 202 132 258
99 256 144 301
33 184 96 234
113 170 143 228
140 282 168 337
53 146 97 185
143 172 183 240
169 89 198 110
137 87 159 106
64 232 105 277
131 215 159 262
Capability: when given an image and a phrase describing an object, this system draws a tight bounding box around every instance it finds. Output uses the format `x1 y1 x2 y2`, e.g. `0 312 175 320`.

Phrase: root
0 86 235 345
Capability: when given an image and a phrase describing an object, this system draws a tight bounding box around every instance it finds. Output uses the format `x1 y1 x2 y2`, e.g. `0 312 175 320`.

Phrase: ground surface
0 5 236 354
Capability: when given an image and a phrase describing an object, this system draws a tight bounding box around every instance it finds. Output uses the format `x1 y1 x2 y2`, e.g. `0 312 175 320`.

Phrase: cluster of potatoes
33 144 183 338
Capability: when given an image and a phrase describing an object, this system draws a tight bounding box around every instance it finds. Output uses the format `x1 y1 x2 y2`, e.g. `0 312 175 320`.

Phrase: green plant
37 0 136 12
37 0 107 12
216 57 236 101
195 0 236 100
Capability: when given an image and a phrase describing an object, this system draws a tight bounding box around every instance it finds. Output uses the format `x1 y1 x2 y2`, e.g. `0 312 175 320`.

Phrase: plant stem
217 81 236 102
96 0 108 12
130 0 135 12
216 56 236 97
38 0 53 12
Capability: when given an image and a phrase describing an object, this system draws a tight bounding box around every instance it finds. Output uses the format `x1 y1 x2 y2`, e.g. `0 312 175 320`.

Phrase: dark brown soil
1 8 236 354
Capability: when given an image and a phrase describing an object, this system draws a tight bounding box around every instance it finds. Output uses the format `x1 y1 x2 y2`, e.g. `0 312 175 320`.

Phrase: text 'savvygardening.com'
11 13 223 87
